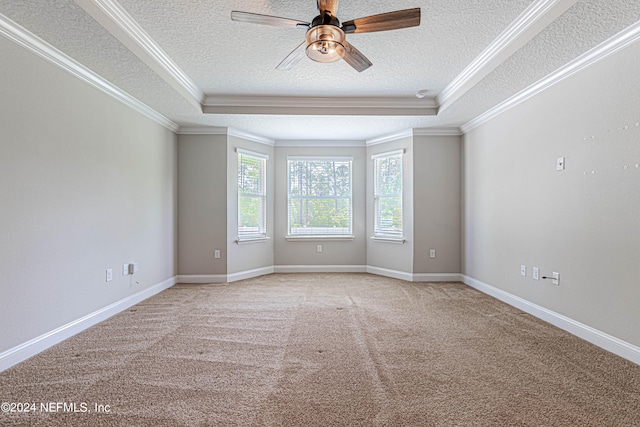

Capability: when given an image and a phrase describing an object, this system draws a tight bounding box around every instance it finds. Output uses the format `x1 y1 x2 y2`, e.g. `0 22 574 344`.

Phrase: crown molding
177 126 228 135
461 20 640 134
366 129 413 146
0 12 179 133
74 0 204 109
437 0 576 113
203 95 438 116
413 127 462 136
228 128 275 146
275 140 365 147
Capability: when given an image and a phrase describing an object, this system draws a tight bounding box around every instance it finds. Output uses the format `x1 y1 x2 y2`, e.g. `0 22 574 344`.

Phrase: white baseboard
227 266 274 282
365 266 413 282
0 276 177 372
176 274 228 284
412 273 462 282
462 275 640 366
274 265 367 273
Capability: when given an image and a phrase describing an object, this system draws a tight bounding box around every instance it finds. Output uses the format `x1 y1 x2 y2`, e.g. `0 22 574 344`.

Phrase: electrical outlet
429 249 436 259
106 269 113 282
520 265 527 277
214 250 221 259
122 264 129 276
552 272 560 286
533 267 540 281
316 244 323 253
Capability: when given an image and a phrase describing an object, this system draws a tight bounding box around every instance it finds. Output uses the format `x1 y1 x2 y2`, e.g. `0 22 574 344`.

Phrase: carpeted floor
1 273 639 426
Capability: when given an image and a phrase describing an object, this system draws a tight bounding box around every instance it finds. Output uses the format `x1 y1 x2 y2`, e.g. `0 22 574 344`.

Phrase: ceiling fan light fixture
305 25 345 63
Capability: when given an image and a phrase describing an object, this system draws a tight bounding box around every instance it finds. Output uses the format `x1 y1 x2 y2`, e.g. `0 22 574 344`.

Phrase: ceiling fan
231 0 421 72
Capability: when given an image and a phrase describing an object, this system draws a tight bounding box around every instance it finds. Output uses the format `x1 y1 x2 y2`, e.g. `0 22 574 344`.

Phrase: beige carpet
1 273 639 426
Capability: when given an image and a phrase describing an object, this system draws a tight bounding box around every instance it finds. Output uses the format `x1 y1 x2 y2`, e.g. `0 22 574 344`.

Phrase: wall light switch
122 264 129 276
520 265 527 277
552 272 560 286
214 250 221 259
106 269 113 282
316 244 323 253
429 249 436 259
556 157 565 171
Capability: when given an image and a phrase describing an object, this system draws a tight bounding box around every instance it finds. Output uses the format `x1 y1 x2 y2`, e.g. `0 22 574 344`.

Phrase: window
237 148 268 241
287 157 353 237
373 150 403 239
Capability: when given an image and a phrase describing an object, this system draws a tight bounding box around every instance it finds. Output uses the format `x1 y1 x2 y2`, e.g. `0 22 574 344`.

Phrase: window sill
236 236 270 245
286 235 355 242
370 236 406 244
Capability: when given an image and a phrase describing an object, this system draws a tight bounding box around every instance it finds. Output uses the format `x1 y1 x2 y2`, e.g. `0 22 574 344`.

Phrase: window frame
372 149 404 242
286 156 354 239
237 148 269 243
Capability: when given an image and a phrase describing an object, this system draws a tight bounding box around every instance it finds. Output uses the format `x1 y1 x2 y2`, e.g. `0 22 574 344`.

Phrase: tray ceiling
1 0 639 140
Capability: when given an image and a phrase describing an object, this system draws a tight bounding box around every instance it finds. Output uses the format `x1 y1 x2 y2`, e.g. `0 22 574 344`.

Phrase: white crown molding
413 127 462 136
74 0 205 109
437 0 577 113
203 95 438 116
0 276 176 372
275 140 365 147
462 275 640 366
461 20 640 134
366 129 413 146
228 127 275 146
177 126 228 135
0 12 179 133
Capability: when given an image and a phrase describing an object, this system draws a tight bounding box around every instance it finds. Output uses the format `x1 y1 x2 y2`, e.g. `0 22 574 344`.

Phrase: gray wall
462 41 640 346
366 137 414 273
226 135 275 275
274 145 367 267
177 134 227 276
413 135 462 275
0 36 177 353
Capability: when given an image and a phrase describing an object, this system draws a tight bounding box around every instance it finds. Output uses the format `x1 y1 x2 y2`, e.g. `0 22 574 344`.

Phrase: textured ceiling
1 0 639 140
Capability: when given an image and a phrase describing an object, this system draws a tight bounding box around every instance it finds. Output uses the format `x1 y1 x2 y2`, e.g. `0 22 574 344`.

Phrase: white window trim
236 147 269 160
372 149 404 239
286 235 355 242
237 148 268 241
287 156 354 238
235 236 271 244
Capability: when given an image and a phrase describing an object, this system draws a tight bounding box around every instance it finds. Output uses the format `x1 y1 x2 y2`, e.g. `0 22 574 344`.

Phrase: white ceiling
1 0 639 141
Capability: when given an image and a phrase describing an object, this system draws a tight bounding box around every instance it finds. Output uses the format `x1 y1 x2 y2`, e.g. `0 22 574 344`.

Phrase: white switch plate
532 267 540 280
429 249 436 259
106 269 113 282
552 272 560 286
556 157 565 171
316 244 323 253
520 265 527 277
122 264 129 276
214 250 221 259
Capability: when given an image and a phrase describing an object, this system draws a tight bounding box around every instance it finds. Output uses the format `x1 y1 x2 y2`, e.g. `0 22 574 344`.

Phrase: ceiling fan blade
317 0 340 16
276 41 308 70
342 41 372 72
342 8 421 34
231 11 310 29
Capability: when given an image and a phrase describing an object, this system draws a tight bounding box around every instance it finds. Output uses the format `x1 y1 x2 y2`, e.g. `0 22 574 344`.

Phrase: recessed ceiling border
74 0 205 109
0 12 179 132
436 0 577 113
461 20 640 134
203 95 438 116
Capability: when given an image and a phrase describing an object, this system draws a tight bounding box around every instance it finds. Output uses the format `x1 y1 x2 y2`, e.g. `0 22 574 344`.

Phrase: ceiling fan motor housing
306 13 345 63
